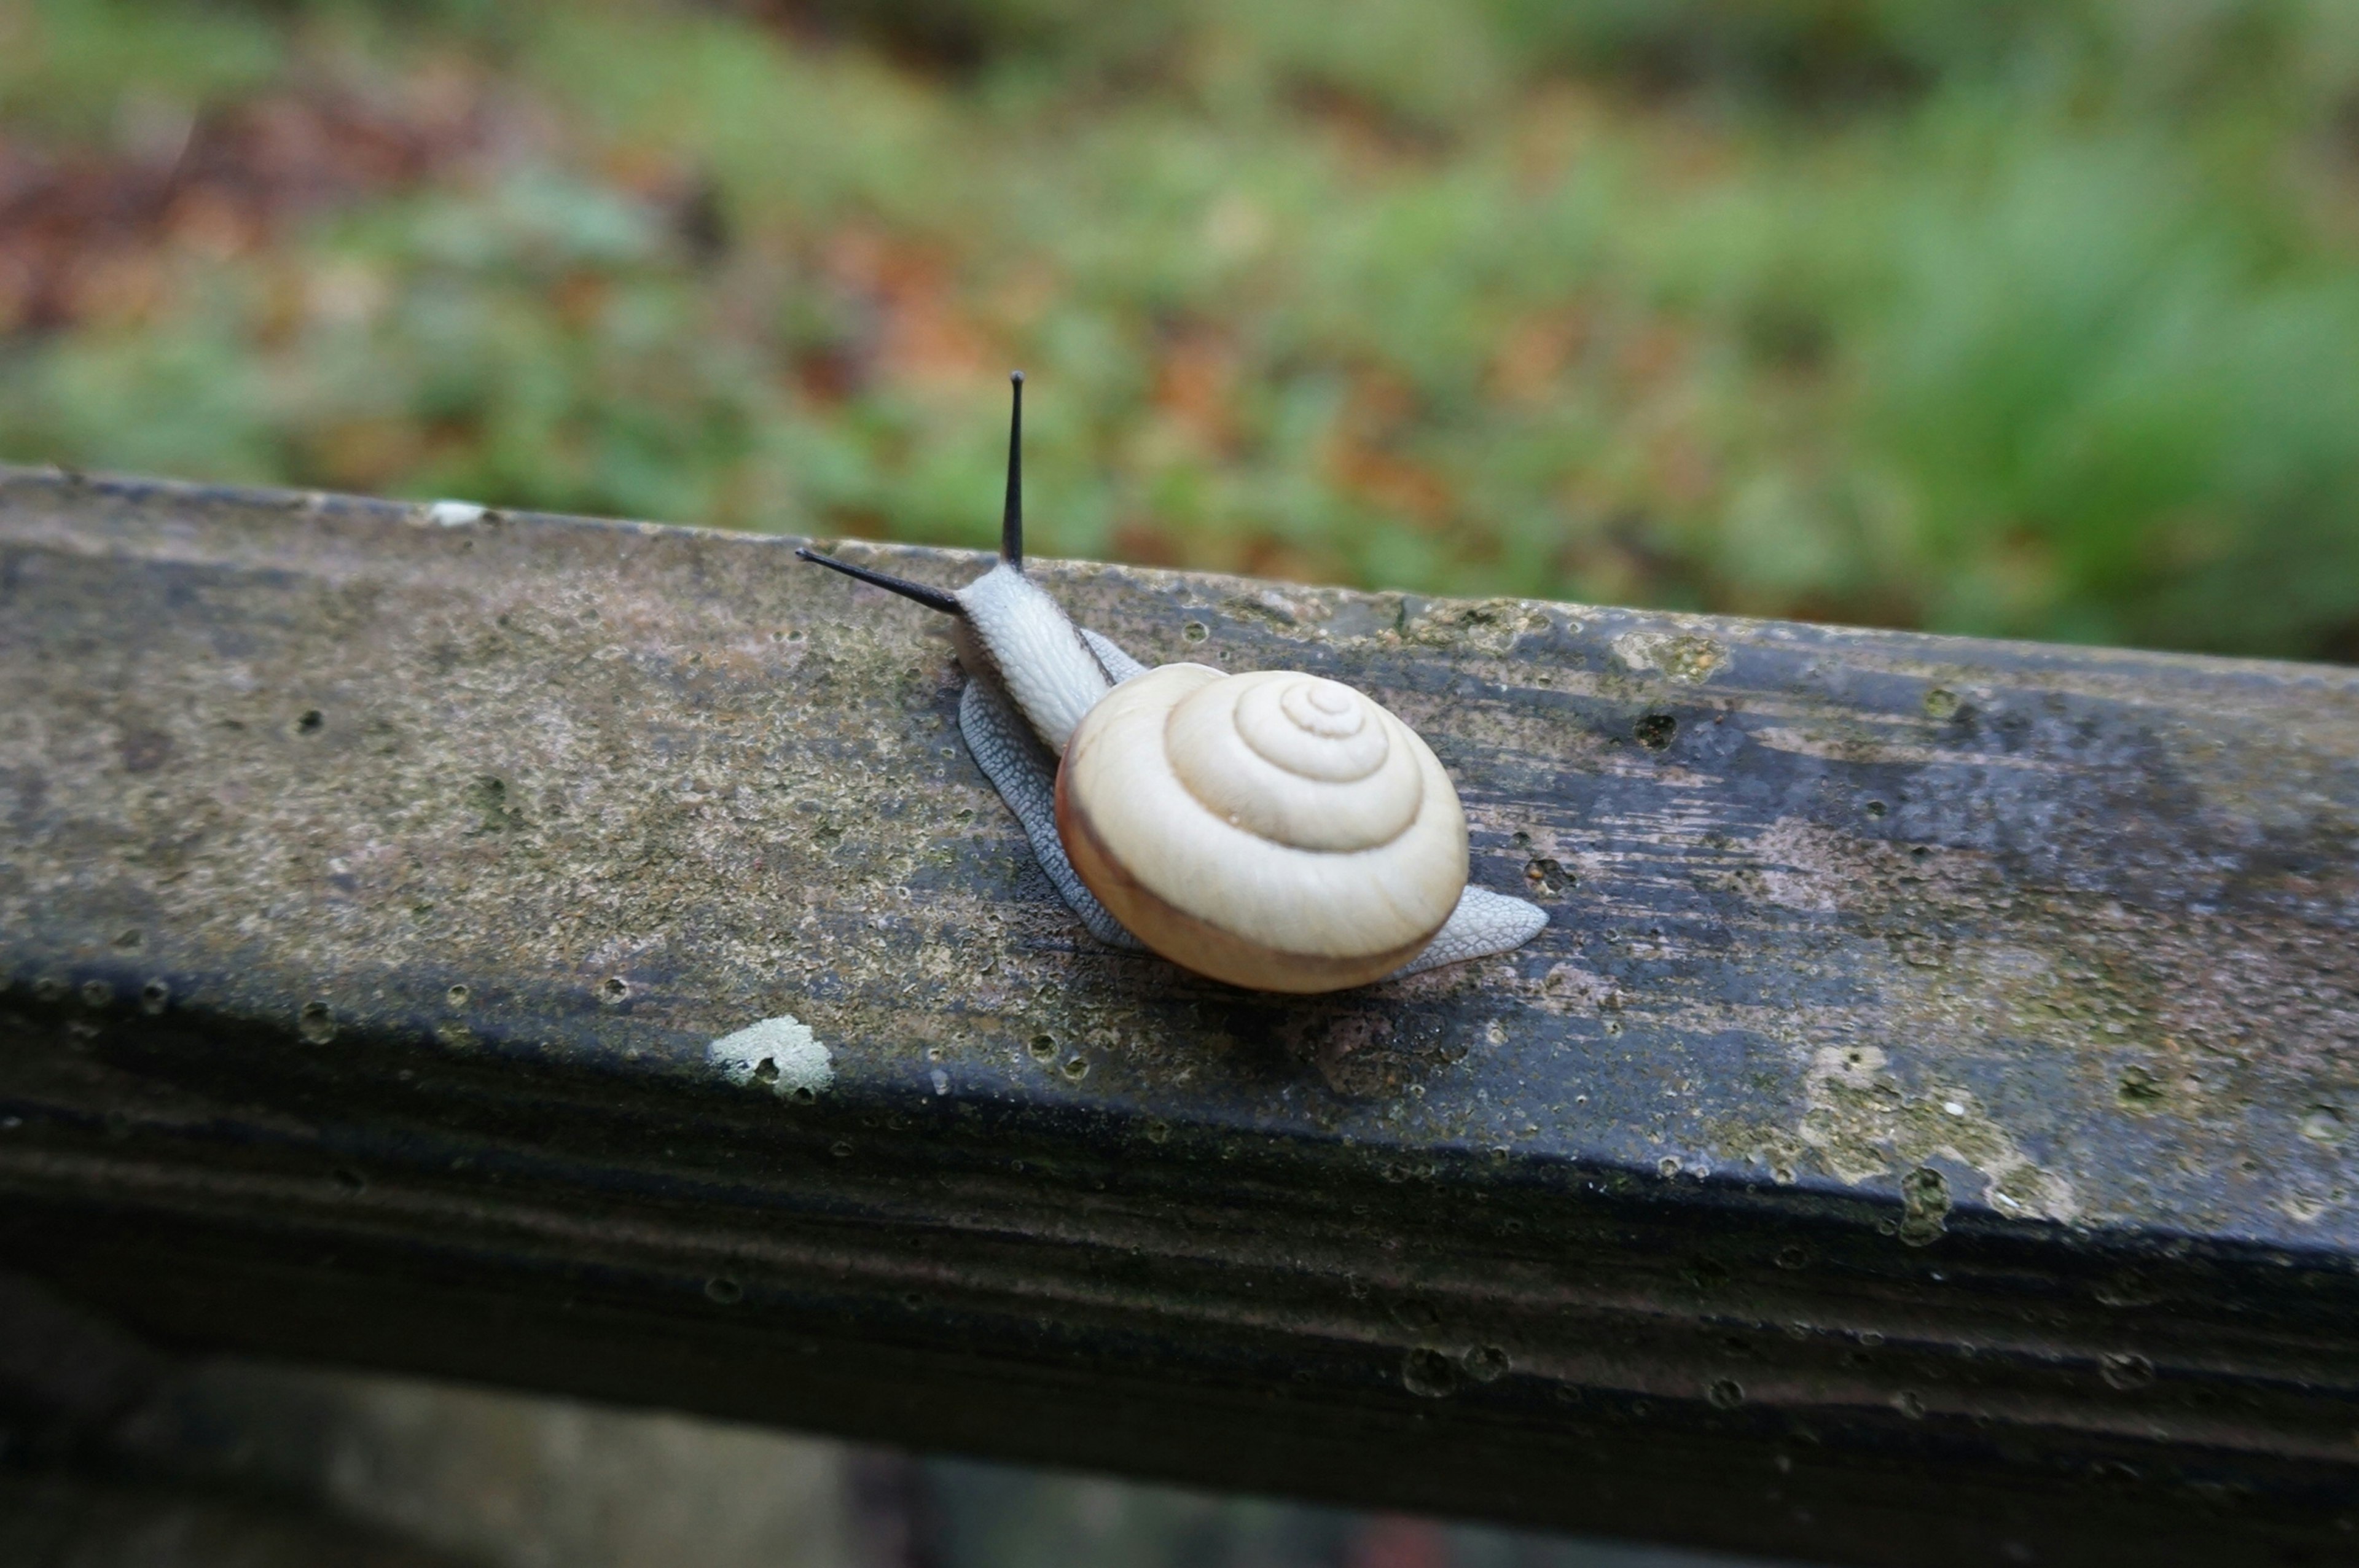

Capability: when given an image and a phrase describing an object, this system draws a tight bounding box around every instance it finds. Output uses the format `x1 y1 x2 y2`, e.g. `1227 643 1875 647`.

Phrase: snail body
798 374 1544 994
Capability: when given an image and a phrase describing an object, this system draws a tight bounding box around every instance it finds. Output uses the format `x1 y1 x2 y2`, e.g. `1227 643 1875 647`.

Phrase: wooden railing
4 466 2357 1567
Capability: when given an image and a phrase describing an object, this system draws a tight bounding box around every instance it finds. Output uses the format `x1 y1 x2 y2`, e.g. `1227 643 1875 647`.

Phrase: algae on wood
4 469 2358 1567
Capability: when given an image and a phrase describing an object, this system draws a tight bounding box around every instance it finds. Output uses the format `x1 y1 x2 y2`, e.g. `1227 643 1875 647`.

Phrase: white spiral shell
1056 663 1468 992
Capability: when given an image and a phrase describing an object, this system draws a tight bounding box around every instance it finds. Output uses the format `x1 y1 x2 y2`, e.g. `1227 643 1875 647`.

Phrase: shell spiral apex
1167 671 1425 852
1057 664 1468 993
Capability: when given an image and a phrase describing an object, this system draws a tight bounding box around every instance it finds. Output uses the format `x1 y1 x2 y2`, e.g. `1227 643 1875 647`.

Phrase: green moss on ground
6 0 2359 658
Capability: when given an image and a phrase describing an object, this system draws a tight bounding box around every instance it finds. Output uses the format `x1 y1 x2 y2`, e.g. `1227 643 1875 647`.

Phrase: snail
797 373 1546 994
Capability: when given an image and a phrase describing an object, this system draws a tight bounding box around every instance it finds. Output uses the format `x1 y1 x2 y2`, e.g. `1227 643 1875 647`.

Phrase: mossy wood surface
4 469 2358 1566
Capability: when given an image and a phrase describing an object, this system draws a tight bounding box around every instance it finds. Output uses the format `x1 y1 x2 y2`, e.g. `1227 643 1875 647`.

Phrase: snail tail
1385 887 1549 980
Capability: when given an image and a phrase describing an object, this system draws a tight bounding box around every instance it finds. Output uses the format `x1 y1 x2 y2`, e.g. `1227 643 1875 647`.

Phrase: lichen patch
1407 598 1552 656
1799 1045 2078 1222
1612 630 1727 684
708 1014 833 1098
1535 962 1618 1013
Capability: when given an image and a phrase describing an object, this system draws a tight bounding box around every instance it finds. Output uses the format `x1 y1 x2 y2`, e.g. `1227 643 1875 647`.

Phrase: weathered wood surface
4 467 2359 1566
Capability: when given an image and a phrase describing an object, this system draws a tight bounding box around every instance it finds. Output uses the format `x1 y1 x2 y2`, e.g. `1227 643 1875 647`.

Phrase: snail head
794 371 1114 752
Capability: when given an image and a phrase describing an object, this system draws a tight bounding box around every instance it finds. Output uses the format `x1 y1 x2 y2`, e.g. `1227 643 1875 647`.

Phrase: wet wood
4 467 2358 1566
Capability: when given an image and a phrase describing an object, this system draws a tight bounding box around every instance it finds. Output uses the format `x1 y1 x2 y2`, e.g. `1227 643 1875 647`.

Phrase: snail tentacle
958 671 1144 951
792 547 963 615
1382 886 1550 980
1002 370 1025 569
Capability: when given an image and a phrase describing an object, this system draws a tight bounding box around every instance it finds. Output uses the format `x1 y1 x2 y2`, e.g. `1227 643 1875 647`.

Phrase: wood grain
5 467 2358 1566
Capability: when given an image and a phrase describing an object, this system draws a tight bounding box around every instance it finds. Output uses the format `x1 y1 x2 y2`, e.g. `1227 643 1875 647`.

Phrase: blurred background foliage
4 0 2359 657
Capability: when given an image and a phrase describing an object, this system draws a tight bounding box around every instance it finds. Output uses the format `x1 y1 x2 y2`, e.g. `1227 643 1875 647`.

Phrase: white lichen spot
2279 1188 2332 1223
426 499 487 528
707 1015 832 1098
1613 630 1727 684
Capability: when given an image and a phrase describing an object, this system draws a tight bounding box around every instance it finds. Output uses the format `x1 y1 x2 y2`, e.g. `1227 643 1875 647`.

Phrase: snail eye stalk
796 372 1028 611
1003 369 1024 572
792 548 962 615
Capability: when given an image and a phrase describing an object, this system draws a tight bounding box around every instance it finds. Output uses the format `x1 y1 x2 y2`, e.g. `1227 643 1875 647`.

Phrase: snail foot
958 672 1143 951
1384 887 1549 980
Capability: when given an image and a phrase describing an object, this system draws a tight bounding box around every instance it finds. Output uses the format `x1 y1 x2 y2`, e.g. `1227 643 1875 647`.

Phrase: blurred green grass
4 0 2359 657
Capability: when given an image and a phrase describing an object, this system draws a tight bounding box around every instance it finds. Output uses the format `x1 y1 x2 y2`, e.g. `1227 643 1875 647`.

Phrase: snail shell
1058 663 1468 993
